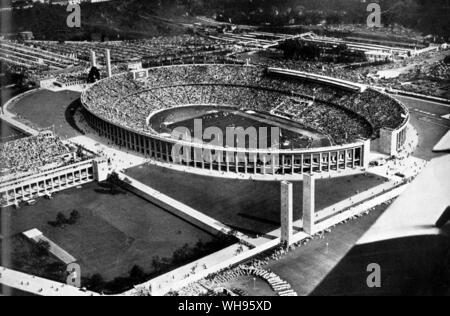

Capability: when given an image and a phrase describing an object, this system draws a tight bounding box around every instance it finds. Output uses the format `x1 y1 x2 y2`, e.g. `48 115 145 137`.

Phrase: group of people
29 35 227 65
0 40 78 73
235 48 450 99
0 134 71 178
83 64 406 146
176 263 298 297
388 57 450 99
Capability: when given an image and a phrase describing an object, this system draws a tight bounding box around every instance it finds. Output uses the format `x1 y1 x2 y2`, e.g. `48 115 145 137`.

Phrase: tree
69 210 81 224
129 265 146 281
151 256 170 273
172 244 191 264
88 273 105 292
87 66 101 83
56 212 68 226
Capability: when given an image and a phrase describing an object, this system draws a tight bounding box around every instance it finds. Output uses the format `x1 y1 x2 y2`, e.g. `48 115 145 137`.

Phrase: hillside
0 0 449 40
202 0 450 39
0 0 184 41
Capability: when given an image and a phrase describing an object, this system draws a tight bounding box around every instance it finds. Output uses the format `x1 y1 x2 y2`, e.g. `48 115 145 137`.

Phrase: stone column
105 49 112 78
303 173 316 235
90 50 96 68
281 181 294 246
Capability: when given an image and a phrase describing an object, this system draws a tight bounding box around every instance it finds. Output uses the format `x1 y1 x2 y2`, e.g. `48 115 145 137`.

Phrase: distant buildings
29 0 113 5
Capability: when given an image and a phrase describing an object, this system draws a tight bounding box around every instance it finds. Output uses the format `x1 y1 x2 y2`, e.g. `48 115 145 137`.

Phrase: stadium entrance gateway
281 175 316 246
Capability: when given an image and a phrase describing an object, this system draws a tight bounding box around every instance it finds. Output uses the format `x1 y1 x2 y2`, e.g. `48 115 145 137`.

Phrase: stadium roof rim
267 67 367 93
81 98 368 154
81 63 408 152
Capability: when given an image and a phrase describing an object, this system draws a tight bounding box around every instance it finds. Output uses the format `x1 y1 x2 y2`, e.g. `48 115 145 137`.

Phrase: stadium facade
81 64 410 179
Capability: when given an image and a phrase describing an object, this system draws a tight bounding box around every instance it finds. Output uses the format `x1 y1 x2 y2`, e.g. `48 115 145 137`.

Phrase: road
0 267 98 296
394 95 450 160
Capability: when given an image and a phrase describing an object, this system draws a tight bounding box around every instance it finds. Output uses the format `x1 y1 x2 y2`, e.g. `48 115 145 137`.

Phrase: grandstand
0 133 106 207
27 35 230 64
0 40 80 71
0 133 75 181
81 64 410 177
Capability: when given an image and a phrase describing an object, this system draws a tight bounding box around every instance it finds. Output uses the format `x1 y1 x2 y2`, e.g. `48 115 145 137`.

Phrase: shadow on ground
310 233 450 296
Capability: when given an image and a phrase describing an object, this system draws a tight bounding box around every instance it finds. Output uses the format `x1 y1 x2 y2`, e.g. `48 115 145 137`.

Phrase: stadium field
125 164 386 237
10 89 83 139
166 109 326 149
0 181 228 283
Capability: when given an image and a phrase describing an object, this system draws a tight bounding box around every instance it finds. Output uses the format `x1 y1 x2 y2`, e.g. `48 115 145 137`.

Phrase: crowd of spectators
388 57 450 99
0 40 79 73
82 64 406 146
0 134 73 178
176 265 297 296
235 49 450 99
28 35 230 64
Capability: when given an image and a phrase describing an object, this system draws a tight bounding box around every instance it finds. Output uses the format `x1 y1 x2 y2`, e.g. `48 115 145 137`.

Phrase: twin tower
90 49 112 78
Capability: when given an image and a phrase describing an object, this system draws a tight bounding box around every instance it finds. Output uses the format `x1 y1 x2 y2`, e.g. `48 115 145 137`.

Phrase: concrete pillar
352 148 356 168
291 154 295 175
303 173 316 235
363 140 371 169
90 50 96 68
166 143 170 161
272 155 276 175
281 181 294 246
319 153 323 172
244 154 248 174
226 153 230 173
344 150 347 169
263 155 266 175
380 128 396 156
94 159 108 182
105 49 112 78
300 154 304 174
144 138 148 156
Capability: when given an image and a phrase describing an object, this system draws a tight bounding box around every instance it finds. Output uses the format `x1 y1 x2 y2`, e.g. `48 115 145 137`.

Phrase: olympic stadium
3 35 447 297
81 64 409 178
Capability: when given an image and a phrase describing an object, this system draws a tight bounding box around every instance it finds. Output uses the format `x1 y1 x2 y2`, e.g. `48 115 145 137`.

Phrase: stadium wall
82 107 371 178
266 68 410 157
371 108 409 156
81 64 411 177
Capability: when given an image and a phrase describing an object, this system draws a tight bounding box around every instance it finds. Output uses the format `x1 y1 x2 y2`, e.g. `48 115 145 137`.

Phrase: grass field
0 182 226 283
10 89 82 139
125 164 386 237
168 110 318 149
